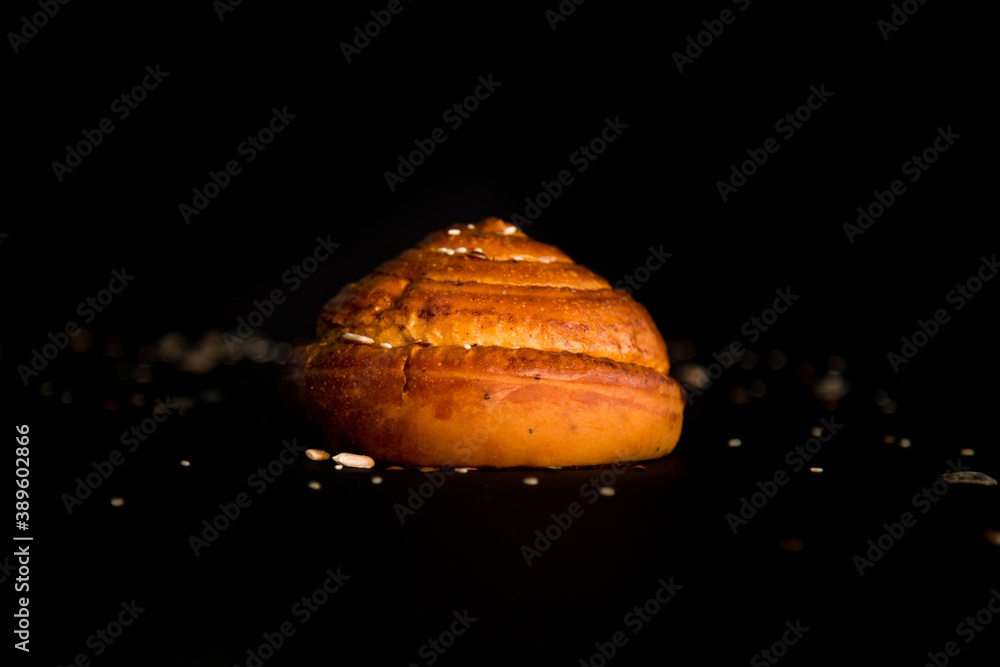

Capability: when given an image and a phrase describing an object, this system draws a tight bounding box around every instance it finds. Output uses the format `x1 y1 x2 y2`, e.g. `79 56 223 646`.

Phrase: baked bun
283 217 684 468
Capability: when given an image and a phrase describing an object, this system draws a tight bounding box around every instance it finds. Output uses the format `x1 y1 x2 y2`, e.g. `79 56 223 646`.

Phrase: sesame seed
985 528 1000 545
598 486 615 497
467 223 475 229
463 344 472 349
634 465 647 472
371 476 383 484
883 435 896 444
180 460 191 467
810 467 824 473
473 247 483 253
810 427 821 437
379 342 392 348
456 468 469 473
961 448 975 456
899 438 912 448
436 247 455 255
503 225 517 235
342 333 375 344
448 229 461 235
306 449 331 461
728 438 742 447
332 452 376 468
387 466 405 470
455 247 467 253
523 477 539 485
308 481 321 490
335 464 344 470
512 255 523 261
110 497 124 507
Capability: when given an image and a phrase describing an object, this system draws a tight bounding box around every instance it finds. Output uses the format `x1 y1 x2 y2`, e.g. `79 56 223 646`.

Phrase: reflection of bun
283 217 684 468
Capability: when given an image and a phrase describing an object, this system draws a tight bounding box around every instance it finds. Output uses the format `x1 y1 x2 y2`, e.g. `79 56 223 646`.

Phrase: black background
4 1 998 665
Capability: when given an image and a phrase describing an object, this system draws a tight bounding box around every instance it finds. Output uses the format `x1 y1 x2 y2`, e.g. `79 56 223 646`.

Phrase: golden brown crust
284 343 684 468
283 217 684 467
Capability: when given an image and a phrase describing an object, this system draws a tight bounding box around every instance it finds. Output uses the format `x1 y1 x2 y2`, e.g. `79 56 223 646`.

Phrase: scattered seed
379 342 392 348
810 467 824 473
811 427 821 437
511 255 523 261
468 252 487 259
110 497 124 507
473 247 483 253
334 464 344 470
387 466 405 470
728 438 742 447
180 460 191 467
455 247 467 253
308 481 321 490
448 229 461 235
523 477 539 485
503 225 517 235
456 468 469 473
883 435 896 444
937 471 998 486
306 449 331 461
332 452 375 468
985 528 1000 545
464 344 472 349
899 438 912 448
634 465 646 472
342 333 375 344
547 465 561 469
371 476 383 484
961 448 975 456
467 223 475 229
419 467 437 472
778 537 804 552
598 486 615 497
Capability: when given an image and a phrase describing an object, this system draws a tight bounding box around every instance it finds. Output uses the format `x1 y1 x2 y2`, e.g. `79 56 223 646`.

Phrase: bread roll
283 217 684 468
